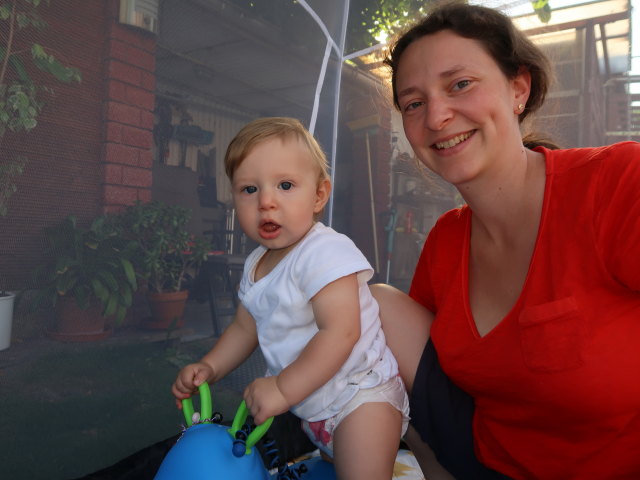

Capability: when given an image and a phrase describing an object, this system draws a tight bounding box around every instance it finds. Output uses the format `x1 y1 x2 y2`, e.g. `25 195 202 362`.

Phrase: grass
0 337 244 480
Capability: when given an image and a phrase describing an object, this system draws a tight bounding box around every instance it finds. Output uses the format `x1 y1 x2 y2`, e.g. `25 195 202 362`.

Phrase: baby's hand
171 362 214 409
243 377 289 425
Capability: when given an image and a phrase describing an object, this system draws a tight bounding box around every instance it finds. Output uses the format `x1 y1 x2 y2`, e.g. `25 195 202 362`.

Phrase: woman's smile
433 130 475 150
397 30 528 185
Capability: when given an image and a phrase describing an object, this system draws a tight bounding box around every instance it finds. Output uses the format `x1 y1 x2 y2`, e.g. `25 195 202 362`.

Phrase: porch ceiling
155 0 367 119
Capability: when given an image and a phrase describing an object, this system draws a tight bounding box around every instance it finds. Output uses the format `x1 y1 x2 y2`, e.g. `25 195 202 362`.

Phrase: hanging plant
0 0 81 216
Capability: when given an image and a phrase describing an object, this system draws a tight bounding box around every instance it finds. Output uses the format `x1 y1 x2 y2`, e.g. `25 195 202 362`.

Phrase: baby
172 117 408 480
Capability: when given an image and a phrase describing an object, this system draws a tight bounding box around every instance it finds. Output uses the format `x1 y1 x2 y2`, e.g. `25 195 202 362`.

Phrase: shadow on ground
0 324 268 480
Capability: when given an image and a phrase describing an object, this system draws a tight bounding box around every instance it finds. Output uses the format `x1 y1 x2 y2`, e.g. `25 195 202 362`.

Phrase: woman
374 2 640 479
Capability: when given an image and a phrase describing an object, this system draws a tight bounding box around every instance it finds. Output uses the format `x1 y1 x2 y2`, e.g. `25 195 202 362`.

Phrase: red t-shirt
410 142 640 479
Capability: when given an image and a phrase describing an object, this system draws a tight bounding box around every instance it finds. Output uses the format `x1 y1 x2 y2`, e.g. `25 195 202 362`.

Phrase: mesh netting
0 0 635 478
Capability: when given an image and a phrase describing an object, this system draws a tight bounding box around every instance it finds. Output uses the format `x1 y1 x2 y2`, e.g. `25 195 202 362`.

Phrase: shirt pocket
518 297 588 372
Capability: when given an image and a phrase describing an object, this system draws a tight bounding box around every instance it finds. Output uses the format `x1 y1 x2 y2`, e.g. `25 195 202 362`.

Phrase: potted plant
32 215 138 341
114 201 211 330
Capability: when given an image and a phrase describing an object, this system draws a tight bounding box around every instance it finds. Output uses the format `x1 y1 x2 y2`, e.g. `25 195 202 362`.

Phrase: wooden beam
599 23 610 77
522 11 629 36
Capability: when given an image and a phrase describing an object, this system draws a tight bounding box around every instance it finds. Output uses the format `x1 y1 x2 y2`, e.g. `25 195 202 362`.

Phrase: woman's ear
512 66 532 111
314 178 332 213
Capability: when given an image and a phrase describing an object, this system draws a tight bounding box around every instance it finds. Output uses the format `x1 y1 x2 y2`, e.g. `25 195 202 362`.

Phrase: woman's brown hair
384 1 553 124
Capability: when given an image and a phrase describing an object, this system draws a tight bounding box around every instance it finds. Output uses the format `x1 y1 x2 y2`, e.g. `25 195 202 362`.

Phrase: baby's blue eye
243 186 257 194
280 181 292 190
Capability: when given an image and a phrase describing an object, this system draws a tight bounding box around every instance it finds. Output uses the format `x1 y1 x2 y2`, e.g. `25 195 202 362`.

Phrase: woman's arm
370 284 456 480
370 283 433 393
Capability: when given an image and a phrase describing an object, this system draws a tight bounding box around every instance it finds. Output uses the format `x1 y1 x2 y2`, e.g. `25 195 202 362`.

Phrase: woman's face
395 30 530 187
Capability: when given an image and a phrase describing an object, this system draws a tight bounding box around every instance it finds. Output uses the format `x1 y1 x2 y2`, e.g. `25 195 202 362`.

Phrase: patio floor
0 299 268 480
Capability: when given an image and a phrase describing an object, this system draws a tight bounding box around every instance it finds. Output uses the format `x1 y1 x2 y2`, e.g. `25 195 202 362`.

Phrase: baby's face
231 137 329 254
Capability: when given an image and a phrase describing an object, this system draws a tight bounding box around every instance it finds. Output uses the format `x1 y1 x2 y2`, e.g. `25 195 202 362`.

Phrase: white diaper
300 375 410 457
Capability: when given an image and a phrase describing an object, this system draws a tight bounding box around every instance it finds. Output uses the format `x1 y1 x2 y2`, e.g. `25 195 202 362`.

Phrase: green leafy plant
113 201 211 293
0 0 81 215
349 0 428 47
225 0 428 53
0 157 24 217
531 0 551 23
32 215 138 324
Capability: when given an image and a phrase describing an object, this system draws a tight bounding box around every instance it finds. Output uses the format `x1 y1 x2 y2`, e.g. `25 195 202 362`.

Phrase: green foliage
531 0 551 23
32 215 138 325
0 156 24 216
224 0 430 53
0 0 81 215
112 201 212 293
348 0 428 49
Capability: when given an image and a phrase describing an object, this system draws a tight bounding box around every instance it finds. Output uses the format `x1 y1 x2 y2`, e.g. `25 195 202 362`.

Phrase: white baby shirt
238 222 399 421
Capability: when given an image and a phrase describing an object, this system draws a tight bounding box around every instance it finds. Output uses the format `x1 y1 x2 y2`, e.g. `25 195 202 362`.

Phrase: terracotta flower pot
144 290 189 330
48 296 112 342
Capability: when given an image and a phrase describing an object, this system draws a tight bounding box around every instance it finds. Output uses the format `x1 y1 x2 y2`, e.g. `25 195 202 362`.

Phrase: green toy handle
181 382 213 427
228 400 274 455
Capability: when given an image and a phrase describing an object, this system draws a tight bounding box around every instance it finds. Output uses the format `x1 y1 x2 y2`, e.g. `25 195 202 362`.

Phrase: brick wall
102 0 156 213
0 0 156 292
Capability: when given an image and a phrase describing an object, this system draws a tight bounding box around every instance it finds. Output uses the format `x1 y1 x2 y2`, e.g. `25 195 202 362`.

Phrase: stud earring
516 103 525 114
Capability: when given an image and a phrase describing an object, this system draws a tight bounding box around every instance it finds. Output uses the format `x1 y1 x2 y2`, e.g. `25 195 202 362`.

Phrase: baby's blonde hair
224 117 330 183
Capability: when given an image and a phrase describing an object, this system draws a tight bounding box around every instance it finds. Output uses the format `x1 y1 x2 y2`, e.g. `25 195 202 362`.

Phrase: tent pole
365 131 380 273
296 0 350 228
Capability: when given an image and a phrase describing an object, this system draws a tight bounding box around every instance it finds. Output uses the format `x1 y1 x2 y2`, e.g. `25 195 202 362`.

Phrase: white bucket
0 292 15 351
